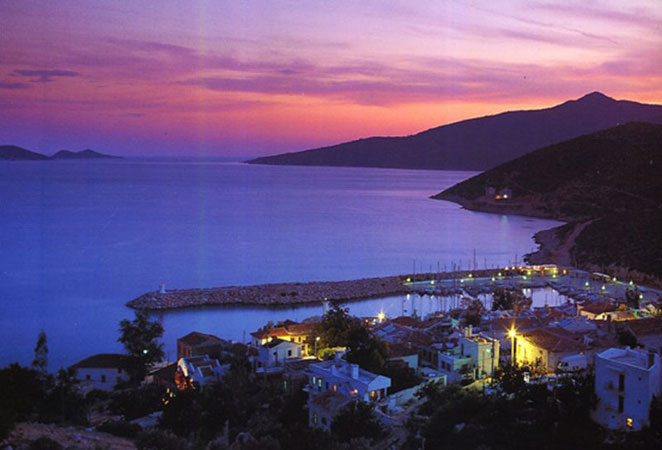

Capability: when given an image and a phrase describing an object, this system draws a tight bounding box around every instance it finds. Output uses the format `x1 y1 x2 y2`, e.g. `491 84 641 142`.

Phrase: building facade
593 347 662 431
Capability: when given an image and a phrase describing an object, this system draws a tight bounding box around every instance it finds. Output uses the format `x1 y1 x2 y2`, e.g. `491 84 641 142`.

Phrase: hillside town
2 265 662 449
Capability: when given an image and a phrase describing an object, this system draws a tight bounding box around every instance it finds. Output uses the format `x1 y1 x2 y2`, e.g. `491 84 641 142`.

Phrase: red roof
178 331 226 347
520 328 586 353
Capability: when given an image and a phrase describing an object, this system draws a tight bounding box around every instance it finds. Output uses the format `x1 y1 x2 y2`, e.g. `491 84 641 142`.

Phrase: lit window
318 378 322 387
626 417 633 428
371 390 376 399
333 384 337 392
313 413 318 424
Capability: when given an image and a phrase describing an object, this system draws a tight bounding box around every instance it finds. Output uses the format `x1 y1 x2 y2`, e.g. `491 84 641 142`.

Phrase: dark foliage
118 310 164 383
330 401 385 443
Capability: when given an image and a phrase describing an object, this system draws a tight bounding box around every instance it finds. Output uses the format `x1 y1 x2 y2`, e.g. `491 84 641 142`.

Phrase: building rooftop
598 347 658 371
71 353 134 370
520 328 586 353
178 331 226 347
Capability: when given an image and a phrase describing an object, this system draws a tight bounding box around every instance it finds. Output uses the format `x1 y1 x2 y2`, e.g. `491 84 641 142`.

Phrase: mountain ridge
0 145 121 161
246 92 662 171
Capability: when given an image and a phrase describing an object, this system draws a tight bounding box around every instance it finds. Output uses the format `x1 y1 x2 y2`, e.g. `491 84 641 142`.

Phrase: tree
314 302 357 351
118 310 164 382
32 330 48 374
330 401 385 443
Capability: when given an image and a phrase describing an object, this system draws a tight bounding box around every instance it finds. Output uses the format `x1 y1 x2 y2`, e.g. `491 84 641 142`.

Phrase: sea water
0 160 562 367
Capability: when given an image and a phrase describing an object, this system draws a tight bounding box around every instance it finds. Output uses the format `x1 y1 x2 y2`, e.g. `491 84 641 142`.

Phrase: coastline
433 193 580 267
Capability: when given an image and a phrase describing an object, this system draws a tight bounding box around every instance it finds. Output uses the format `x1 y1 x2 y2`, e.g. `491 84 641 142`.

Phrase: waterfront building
593 347 662 431
305 357 391 431
176 355 227 389
177 331 227 360
70 353 133 391
514 327 587 372
250 320 315 355
422 327 499 383
255 338 303 373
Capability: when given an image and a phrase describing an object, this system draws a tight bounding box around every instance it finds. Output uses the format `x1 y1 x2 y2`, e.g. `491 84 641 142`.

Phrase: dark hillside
0 145 50 160
434 122 662 278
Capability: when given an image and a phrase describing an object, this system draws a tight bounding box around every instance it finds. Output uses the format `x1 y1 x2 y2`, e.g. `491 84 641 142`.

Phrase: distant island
0 145 121 161
434 122 662 282
246 92 662 171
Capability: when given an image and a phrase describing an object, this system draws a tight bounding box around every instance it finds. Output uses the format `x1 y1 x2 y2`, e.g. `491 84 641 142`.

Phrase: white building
256 338 303 373
70 353 132 391
306 357 391 431
177 355 227 389
593 347 662 431
429 328 500 383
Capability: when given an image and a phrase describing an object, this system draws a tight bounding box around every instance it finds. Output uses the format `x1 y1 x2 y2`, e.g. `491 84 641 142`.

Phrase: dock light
377 311 386 322
492 277 496 282
468 273 473 278
406 277 411 283
639 294 643 299
629 280 634 286
563 269 567 275
508 327 517 339
498 272 502 277
585 281 590 287
523 276 527 280
613 277 617 282
460 279 464 283
601 285 606 291
143 349 148 354
430 280 435 285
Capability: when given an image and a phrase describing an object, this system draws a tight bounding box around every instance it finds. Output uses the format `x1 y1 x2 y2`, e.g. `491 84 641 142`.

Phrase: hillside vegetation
435 122 662 277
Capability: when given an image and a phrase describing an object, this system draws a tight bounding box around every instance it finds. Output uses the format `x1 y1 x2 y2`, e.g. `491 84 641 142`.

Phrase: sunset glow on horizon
1 0 661 157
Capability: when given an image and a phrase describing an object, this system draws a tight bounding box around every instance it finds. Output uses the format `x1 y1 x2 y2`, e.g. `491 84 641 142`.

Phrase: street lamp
508 326 517 365
314 336 321 359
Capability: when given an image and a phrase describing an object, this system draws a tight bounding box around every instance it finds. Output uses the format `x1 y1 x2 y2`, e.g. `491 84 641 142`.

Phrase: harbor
128 265 662 312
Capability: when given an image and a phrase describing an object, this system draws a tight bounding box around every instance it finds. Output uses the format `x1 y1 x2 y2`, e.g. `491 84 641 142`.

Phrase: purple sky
1 0 660 157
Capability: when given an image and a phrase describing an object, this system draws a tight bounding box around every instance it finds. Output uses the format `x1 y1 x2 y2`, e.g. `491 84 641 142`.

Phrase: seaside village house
255 338 303 373
250 320 314 356
593 347 662 431
177 331 227 360
423 326 500 383
70 353 133 392
176 355 228 390
514 327 589 372
306 356 391 431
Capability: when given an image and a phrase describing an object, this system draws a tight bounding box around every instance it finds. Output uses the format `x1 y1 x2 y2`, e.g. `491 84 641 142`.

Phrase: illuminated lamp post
508 326 517 365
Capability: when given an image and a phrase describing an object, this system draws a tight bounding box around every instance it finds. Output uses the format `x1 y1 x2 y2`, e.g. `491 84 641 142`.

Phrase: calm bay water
0 160 562 368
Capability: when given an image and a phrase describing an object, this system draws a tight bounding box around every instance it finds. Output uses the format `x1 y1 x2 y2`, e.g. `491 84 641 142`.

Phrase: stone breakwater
127 269 511 310
127 275 415 310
